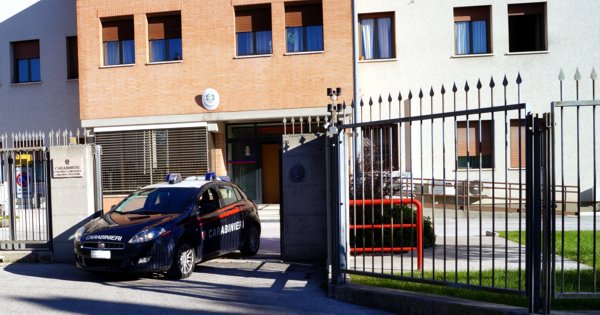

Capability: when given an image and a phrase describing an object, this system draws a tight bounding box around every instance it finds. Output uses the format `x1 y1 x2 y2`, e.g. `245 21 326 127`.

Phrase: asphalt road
0 205 387 315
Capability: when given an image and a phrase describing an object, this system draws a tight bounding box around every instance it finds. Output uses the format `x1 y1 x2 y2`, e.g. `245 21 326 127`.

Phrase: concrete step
0 250 52 263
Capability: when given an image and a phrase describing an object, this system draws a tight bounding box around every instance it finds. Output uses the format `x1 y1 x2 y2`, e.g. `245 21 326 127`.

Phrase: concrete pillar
49 145 96 262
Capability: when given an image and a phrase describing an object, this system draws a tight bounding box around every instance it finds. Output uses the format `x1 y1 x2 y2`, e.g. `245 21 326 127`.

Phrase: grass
350 230 600 310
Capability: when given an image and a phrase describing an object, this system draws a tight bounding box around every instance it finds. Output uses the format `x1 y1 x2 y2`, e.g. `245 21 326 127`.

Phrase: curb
334 283 529 315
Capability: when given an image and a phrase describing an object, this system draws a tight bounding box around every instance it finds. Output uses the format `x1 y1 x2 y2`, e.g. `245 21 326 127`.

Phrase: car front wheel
168 244 195 279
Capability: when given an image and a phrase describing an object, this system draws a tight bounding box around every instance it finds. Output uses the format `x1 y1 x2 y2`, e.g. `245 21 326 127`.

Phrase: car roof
143 176 222 189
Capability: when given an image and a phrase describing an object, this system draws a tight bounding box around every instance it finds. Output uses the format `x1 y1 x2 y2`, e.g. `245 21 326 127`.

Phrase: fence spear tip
574 67 582 81
516 72 522 84
440 85 446 94
476 79 482 90
502 75 509 87
452 83 457 93
408 90 413 99
398 92 402 101
558 69 565 81
464 81 470 92
378 95 383 104
388 93 392 103
368 97 373 106
429 87 434 97
418 88 423 98
591 67 597 80
489 77 495 88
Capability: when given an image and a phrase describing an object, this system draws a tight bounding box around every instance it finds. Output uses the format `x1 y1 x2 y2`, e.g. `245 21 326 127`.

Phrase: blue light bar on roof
166 173 182 184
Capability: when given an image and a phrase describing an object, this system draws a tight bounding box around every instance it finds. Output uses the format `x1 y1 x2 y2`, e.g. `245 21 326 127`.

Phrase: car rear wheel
168 244 195 279
240 224 260 257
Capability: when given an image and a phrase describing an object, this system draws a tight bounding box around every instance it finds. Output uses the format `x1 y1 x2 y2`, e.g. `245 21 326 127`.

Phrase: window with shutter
12 40 41 83
454 6 491 55
359 12 395 60
148 13 183 62
285 2 323 53
510 119 526 168
456 120 494 168
235 5 272 56
102 17 135 66
96 127 209 194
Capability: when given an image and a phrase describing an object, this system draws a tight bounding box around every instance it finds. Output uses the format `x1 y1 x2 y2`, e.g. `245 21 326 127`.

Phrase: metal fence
333 75 533 296
0 129 89 250
324 70 600 313
551 68 600 298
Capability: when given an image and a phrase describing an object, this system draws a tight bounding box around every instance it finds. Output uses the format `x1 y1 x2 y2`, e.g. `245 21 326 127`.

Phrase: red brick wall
77 0 353 121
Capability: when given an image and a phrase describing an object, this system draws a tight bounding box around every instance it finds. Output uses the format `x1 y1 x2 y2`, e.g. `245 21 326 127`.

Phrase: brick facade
77 0 353 121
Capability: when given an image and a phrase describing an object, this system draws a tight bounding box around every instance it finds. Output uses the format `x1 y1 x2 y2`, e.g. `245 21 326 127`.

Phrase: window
510 119 526 168
66 36 78 79
12 40 40 83
457 120 493 168
359 13 395 60
235 5 272 56
508 2 546 52
95 127 208 194
454 6 491 55
102 18 135 66
285 2 323 53
148 13 182 62
220 185 240 206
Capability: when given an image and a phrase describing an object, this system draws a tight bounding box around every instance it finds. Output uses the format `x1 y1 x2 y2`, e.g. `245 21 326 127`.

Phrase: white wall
0 0 80 134
355 0 599 108
355 0 600 203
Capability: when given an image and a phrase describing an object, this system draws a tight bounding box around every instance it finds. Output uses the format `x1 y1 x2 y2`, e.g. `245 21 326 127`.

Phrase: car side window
198 187 220 213
219 185 240 206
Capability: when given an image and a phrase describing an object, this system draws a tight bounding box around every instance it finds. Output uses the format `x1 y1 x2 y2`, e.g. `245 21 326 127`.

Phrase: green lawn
351 230 600 310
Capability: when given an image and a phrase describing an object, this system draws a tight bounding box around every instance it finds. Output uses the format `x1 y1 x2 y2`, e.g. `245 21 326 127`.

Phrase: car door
217 184 244 253
197 186 223 259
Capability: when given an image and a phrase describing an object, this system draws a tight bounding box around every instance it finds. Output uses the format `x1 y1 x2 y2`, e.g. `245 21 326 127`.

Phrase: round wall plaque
202 88 220 110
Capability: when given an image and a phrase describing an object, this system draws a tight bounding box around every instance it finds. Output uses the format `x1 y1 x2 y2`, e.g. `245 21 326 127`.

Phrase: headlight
128 227 166 244
74 226 86 243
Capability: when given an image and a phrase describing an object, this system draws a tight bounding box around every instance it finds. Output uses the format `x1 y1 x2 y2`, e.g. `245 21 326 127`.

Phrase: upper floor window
66 36 78 79
454 6 491 55
102 18 135 66
359 12 395 60
285 2 323 53
148 13 182 62
508 2 547 52
12 40 40 83
235 5 272 56
457 120 494 169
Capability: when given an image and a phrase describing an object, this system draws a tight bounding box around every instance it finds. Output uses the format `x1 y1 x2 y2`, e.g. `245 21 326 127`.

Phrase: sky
0 0 40 23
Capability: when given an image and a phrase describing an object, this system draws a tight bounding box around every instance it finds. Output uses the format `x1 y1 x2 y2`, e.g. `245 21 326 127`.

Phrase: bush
349 204 436 250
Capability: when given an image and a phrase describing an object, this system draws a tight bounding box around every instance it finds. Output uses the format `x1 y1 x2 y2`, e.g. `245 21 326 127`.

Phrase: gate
0 133 52 250
550 68 600 300
325 74 575 313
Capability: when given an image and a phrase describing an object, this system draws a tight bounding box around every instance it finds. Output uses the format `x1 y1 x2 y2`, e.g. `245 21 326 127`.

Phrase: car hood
81 212 181 242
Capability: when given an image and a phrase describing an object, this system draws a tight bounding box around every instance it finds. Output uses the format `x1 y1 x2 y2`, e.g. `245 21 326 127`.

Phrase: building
0 0 80 135
76 0 353 207
354 0 600 206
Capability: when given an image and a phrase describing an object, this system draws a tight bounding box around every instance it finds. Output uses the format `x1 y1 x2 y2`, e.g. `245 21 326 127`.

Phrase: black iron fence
326 69 600 313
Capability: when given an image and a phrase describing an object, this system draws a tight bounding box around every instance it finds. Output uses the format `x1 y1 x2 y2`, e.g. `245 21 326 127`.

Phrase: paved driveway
0 204 386 314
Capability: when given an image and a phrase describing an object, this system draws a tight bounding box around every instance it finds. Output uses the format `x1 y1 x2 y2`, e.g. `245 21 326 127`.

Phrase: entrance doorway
261 144 280 204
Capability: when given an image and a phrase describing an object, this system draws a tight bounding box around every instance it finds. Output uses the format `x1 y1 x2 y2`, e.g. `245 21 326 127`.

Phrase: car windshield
113 187 198 214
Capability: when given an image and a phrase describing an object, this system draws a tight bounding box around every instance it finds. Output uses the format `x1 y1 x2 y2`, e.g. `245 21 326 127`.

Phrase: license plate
91 250 111 259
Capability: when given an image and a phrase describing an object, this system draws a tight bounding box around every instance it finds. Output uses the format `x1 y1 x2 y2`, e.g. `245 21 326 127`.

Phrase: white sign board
53 158 83 178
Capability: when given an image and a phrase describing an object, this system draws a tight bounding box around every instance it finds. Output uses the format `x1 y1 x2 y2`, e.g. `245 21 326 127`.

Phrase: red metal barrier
348 198 423 271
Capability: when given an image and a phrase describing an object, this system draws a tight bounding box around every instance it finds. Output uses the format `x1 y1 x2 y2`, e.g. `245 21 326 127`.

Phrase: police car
74 173 261 279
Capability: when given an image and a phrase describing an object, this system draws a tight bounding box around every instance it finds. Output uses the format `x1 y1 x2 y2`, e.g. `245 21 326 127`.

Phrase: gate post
526 113 553 314
7 154 16 242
